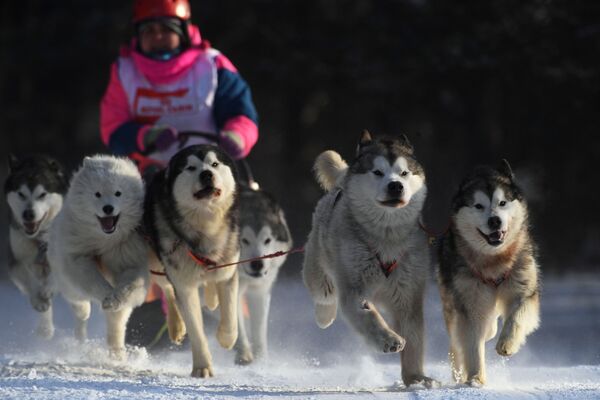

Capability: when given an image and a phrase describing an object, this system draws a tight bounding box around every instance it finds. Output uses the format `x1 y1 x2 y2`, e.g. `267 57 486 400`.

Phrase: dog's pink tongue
98 216 117 232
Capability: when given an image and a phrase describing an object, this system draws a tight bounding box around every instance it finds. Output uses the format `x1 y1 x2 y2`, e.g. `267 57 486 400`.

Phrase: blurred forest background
1 0 599 278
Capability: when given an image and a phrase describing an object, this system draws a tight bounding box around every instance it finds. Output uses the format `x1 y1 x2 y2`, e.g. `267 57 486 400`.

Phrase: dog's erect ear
48 159 62 173
83 156 93 168
499 159 515 181
356 130 373 156
399 134 414 154
8 154 19 172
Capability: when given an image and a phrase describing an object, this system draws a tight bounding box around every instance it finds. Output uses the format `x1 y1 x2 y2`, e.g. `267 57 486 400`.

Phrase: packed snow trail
1 274 599 399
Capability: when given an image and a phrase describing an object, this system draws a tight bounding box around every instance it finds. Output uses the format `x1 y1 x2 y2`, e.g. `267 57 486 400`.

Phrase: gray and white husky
234 186 293 365
48 155 149 358
145 144 240 378
5 154 68 338
437 160 540 386
303 131 437 388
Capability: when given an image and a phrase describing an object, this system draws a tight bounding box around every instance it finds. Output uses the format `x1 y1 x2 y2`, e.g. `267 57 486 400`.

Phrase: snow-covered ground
1 270 599 399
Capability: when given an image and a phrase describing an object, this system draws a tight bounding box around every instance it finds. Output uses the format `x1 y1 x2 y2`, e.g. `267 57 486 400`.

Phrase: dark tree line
1 0 599 276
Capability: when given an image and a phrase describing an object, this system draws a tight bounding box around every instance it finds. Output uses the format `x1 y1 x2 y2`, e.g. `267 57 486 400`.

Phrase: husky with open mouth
48 155 149 359
437 160 541 386
303 130 437 388
144 144 240 378
5 154 68 338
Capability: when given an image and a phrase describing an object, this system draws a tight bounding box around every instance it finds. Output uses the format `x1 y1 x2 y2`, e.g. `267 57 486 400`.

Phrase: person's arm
212 54 259 159
100 63 176 155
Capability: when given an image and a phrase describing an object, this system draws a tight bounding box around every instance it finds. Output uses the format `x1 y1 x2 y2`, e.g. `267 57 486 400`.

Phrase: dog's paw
378 330 406 353
109 347 127 361
404 375 441 389
31 293 51 312
102 292 122 311
496 335 521 356
466 376 485 387
32 299 51 313
216 325 238 350
235 349 254 366
191 366 214 378
315 303 336 329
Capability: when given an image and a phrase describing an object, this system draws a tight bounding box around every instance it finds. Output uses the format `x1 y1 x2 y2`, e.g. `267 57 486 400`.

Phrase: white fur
314 150 348 191
48 155 149 359
303 148 437 388
454 188 526 256
235 222 292 365
7 184 63 239
7 184 64 339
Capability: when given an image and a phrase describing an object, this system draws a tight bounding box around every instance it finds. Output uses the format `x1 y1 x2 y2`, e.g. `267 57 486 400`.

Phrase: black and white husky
5 154 68 338
234 186 293 365
145 144 240 378
437 160 540 386
303 131 437 388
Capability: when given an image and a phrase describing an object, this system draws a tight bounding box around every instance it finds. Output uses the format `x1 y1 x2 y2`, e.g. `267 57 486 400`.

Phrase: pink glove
220 130 245 159
143 126 178 152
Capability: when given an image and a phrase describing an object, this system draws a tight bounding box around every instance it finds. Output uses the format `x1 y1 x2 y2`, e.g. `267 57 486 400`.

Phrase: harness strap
150 246 305 276
470 267 511 288
364 241 399 279
418 217 450 246
375 253 398 278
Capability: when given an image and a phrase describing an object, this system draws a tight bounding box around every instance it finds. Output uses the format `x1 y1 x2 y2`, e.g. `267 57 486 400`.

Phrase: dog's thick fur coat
145 145 240 378
437 161 541 386
48 155 149 358
234 186 293 365
5 154 68 338
303 131 437 387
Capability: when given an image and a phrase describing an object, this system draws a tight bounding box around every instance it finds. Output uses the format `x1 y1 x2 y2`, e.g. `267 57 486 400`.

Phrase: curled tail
314 150 348 192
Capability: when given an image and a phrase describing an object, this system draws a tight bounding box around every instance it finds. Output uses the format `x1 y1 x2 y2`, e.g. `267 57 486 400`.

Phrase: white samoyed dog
48 155 149 359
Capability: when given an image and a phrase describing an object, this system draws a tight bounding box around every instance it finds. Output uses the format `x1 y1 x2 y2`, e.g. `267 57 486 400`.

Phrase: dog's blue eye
474 203 484 210
115 191 121 197
186 166 197 171
95 192 101 198
38 192 47 199
212 162 219 168
372 170 383 177
264 238 271 245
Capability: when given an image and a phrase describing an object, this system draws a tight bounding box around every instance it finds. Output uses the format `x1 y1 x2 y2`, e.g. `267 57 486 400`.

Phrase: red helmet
133 0 191 23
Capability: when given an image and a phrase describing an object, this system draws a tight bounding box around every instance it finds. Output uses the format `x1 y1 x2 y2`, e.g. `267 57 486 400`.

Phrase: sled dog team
5 131 540 387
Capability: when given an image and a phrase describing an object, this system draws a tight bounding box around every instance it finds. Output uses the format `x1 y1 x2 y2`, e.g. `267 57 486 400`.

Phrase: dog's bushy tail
314 150 348 192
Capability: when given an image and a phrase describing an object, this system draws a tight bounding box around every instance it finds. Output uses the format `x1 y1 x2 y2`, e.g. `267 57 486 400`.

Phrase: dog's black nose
103 205 114 215
488 216 502 230
250 260 264 272
387 181 404 197
200 170 213 185
22 209 35 222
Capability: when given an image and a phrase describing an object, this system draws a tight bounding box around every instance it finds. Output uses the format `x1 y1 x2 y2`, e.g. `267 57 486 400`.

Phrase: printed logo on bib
133 88 197 117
